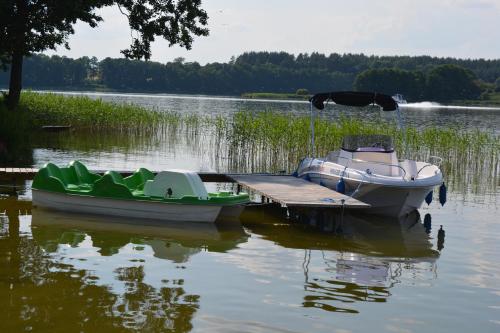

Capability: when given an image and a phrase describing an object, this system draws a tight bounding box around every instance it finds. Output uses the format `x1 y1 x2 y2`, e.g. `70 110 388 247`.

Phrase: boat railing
326 152 408 180
415 156 442 177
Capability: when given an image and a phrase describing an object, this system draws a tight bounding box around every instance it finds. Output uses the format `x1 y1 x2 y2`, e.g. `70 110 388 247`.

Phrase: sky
45 0 500 64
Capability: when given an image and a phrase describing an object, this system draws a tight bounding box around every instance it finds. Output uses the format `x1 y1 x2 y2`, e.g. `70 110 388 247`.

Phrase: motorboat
295 91 444 217
392 93 407 104
32 160 250 223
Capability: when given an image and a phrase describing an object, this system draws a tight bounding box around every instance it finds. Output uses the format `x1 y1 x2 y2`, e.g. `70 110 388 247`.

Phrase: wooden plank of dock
228 174 370 209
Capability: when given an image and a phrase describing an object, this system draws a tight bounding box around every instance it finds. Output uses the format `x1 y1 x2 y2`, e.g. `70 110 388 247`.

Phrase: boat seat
69 160 100 185
32 163 67 193
44 163 65 182
43 162 78 187
124 168 155 191
143 170 208 199
90 171 133 199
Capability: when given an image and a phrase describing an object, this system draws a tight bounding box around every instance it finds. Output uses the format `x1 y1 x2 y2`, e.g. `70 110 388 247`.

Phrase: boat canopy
341 135 394 153
310 91 398 111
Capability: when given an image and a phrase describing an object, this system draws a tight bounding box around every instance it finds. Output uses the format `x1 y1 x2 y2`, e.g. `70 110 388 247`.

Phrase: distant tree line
1 52 500 102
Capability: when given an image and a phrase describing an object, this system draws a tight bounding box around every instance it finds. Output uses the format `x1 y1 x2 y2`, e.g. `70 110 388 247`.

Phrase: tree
354 68 425 101
426 64 481 102
495 77 500 92
0 0 209 109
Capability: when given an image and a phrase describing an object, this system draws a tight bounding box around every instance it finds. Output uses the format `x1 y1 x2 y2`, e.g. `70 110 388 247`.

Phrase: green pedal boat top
32 161 250 206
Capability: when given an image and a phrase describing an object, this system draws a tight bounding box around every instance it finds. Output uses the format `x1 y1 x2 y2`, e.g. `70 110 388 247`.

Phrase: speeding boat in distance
32 161 250 223
392 93 407 104
295 91 444 217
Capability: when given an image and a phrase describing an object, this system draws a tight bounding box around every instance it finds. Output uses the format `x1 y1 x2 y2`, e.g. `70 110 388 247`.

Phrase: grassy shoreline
241 92 310 101
1 92 498 152
3 87 500 106
1 91 182 132
1 92 498 193
242 91 500 106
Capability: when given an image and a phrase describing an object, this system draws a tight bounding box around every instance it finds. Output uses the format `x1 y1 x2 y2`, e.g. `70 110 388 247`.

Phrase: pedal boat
295 91 444 217
32 161 250 223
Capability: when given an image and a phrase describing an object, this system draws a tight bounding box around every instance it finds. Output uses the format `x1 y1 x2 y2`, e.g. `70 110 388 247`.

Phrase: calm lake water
1 92 499 332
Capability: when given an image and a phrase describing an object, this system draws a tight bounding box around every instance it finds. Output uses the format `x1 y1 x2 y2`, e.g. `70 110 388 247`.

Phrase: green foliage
0 1 209 65
426 65 481 102
0 1 209 108
241 92 309 100
2 92 499 194
3 51 500 100
223 110 500 177
354 68 425 101
14 91 177 132
495 77 500 92
354 65 483 102
295 88 309 95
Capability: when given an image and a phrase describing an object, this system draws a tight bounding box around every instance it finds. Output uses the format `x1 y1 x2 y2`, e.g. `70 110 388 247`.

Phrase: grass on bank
225 110 499 166
1 92 498 158
1 91 183 131
453 92 500 106
241 92 310 100
1 91 498 193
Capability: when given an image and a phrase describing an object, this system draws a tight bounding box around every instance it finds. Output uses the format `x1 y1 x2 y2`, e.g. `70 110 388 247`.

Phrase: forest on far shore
1 51 500 102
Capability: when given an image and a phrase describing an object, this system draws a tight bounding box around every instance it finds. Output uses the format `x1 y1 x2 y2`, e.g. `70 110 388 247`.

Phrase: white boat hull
302 172 436 217
296 150 444 217
32 189 224 223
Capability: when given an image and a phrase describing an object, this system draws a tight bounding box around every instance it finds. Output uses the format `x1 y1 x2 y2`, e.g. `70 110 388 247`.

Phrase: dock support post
323 209 335 232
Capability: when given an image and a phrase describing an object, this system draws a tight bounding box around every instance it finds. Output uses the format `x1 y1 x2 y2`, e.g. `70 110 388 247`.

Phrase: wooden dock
0 168 369 209
229 174 368 209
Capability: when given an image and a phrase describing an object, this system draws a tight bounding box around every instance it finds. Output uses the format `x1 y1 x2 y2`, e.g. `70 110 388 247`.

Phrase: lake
1 92 499 333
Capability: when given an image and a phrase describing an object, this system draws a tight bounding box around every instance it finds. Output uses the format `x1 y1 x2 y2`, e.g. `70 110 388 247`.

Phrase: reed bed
2 92 498 195
223 110 499 171
16 91 185 132
221 110 499 196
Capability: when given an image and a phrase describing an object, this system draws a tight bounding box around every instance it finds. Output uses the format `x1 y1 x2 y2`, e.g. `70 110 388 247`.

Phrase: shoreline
3 87 500 109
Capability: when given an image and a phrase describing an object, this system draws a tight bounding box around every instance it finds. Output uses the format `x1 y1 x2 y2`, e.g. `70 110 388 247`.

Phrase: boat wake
402 101 500 111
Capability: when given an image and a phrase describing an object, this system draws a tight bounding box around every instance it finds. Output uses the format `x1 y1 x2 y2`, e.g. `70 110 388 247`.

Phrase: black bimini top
310 91 398 111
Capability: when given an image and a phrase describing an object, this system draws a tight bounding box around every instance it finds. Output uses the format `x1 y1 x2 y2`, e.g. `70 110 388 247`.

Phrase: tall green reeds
221 110 499 196
17 91 181 132
2 92 498 195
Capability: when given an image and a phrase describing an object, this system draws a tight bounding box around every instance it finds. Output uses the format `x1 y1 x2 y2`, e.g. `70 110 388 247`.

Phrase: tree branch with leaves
0 0 209 109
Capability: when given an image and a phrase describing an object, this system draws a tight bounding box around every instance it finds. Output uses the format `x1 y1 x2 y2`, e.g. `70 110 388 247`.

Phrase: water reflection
0 198 248 332
31 208 249 261
241 208 440 313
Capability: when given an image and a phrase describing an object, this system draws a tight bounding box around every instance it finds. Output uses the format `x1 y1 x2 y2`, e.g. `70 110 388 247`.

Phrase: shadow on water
0 115 34 168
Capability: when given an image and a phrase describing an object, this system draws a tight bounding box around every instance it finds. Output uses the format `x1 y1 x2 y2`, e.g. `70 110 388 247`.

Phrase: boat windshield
341 135 394 153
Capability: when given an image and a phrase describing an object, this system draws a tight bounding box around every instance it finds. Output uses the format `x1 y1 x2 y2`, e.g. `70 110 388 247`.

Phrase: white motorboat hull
32 189 225 223
296 152 443 218
304 172 435 217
